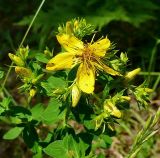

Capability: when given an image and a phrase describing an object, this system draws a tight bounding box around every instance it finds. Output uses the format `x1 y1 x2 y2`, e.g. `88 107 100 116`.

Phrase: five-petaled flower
46 34 121 93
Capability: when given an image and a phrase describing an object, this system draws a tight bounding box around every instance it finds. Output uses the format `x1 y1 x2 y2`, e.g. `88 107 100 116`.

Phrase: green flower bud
120 52 128 63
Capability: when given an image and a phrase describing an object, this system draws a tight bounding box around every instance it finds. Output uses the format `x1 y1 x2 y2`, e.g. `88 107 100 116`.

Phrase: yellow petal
77 63 95 94
56 34 84 54
90 38 110 57
46 52 79 71
102 64 122 76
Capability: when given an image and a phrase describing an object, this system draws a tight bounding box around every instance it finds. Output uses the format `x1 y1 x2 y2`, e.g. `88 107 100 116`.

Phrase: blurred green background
0 0 160 157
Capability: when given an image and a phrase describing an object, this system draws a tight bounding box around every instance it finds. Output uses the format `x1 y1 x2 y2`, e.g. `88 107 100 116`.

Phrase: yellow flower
46 34 121 93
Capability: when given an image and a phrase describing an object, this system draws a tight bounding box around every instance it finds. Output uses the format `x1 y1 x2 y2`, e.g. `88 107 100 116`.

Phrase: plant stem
3 87 17 106
139 72 160 76
152 75 160 91
147 39 160 85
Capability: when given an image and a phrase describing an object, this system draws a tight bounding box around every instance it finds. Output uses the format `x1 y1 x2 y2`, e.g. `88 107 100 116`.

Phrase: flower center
82 45 93 62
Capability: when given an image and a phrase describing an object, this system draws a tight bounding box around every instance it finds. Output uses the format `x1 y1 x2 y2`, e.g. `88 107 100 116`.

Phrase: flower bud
144 88 153 93
29 89 36 97
9 53 25 66
32 74 44 84
121 96 131 101
19 46 29 60
125 68 141 81
104 100 121 118
66 21 73 34
95 114 104 130
72 84 81 107
44 49 52 58
15 66 32 78
120 52 128 63
74 20 79 30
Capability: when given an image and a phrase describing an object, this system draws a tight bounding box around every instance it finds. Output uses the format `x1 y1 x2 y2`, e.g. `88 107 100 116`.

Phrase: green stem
152 75 160 91
3 87 17 106
19 0 46 48
139 72 160 76
147 39 160 85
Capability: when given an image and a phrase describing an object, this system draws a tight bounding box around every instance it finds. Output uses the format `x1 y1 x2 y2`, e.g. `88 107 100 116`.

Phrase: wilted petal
46 52 79 71
90 38 110 57
56 34 84 54
76 63 95 94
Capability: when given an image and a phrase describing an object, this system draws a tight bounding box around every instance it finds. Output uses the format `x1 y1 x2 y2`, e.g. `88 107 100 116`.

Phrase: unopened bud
15 66 32 78
125 68 141 81
138 88 153 93
29 89 36 97
52 88 65 95
144 88 153 93
9 53 25 66
74 20 79 30
44 49 52 58
121 96 131 101
72 85 81 107
32 74 44 84
120 52 128 63
104 100 121 118
66 21 73 34
19 46 29 60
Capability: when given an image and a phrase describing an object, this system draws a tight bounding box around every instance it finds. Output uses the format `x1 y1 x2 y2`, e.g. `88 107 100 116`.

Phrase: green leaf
31 103 44 120
23 125 38 148
63 135 89 158
0 97 11 109
0 70 4 79
41 76 66 96
101 134 112 146
63 135 79 158
47 76 66 88
35 53 49 63
3 127 24 140
43 140 68 158
41 98 64 124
